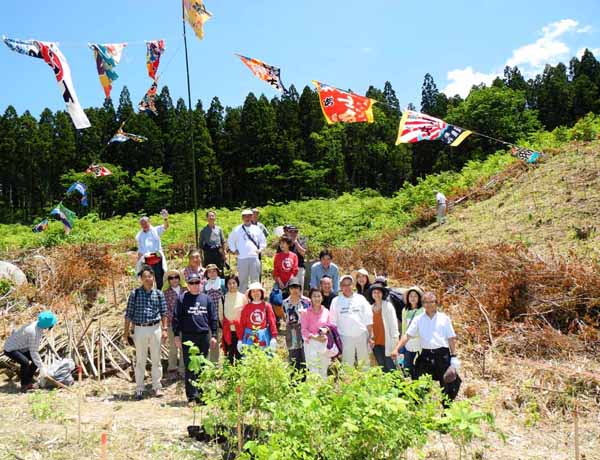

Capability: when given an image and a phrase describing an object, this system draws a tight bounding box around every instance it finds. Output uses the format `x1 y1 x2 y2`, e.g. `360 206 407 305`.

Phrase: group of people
2 201 460 405
125 208 461 404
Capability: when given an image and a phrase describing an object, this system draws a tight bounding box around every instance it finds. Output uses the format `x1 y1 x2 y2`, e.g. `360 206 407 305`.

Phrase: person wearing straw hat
238 282 278 353
330 274 373 371
4 310 57 392
391 292 461 401
227 210 267 292
172 271 218 404
164 270 185 379
400 286 424 378
135 210 169 290
368 283 400 372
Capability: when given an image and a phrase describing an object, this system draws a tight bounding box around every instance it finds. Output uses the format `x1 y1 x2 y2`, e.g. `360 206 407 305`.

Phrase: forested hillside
1 49 600 223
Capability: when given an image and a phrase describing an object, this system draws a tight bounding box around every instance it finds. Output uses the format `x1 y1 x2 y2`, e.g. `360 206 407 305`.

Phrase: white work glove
269 338 278 351
450 357 461 371
160 209 169 218
39 367 47 379
143 252 152 260
237 341 245 354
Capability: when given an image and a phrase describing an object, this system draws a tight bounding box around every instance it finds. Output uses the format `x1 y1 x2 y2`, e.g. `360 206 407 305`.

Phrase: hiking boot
154 388 164 398
21 384 35 393
135 391 144 401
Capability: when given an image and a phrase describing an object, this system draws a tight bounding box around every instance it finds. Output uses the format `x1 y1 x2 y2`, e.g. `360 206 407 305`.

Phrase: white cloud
443 19 586 98
576 25 592 34
443 67 498 98
577 47 600 58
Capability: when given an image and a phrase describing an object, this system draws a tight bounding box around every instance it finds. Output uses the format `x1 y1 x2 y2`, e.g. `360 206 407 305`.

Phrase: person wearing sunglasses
163 270 185 380
172 272 218 405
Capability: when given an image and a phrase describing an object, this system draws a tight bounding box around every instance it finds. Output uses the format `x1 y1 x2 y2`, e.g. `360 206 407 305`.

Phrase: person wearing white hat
329 274 373 371
355 268 373 303
238 282 278 352
227 210 267 292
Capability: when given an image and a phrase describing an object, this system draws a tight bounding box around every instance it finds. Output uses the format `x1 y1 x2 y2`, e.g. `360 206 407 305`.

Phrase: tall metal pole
182 0 199 245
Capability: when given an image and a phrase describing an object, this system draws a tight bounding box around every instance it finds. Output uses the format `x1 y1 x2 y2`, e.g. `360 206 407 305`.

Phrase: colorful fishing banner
89 43 126 99
66 181 88 206
50 203 76 234
108 125 148 144
3 37 91 130
85 164 112 177
395 110 472 146
236 54 286 93
32 218 49 233
512 147 541 164
146 40 165 81
184 0 212 40
138 81 158 115
312 81 375 124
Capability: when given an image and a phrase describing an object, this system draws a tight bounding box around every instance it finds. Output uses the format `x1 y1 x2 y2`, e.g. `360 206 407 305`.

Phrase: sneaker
135 392 143 401
154 389 164 398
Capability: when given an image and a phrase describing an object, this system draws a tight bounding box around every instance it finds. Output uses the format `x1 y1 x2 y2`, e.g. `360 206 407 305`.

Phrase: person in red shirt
238 282 278 352
273 235 299 290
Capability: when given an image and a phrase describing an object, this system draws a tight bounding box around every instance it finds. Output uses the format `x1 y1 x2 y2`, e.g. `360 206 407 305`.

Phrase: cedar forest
1 49 600 223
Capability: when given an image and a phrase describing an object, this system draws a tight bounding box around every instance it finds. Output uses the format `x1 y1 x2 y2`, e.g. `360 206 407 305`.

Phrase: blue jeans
372 345 396 372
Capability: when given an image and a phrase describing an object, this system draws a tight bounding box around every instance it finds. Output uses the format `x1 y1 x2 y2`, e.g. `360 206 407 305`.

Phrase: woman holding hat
356 268 373 304
368 283 400 372
238 282 278 353
401 286 424 378
204 263 226 363
3 310 57 391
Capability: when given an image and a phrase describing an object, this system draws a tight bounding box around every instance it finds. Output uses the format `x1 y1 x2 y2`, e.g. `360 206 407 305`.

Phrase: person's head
166 270 180 288
309 288 323 308
320 275 333 294
205 264 219 280
287 225 299 239
282 224 290 236
241 209 253 225
246 282 265 302
319 249 333 269
138 265 155 289
188 249 202 268
252 208 260 222
288 278 302 297
186 273 203 294
356 269 370 288
206 210 216 224
226 275 240 293
279 235 292 251
139 216 150 232
339 275 354 297
423 292 438 316
369 283 389 304
405 286 424 310
37 310 57 330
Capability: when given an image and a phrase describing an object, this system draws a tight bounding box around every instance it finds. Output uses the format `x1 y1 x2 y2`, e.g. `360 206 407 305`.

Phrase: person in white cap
135 210 169 290
238 282 278 352
227 210 267 292
329 274 373 371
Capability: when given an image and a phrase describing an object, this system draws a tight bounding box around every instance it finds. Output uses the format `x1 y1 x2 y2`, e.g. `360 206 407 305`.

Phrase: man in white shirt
435 190 447 224
227 209 267 292
330 274 373 371
135 210 169 289
392 292 461 401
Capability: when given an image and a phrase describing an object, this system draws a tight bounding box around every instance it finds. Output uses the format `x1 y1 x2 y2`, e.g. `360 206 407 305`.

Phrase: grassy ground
401 143 600 263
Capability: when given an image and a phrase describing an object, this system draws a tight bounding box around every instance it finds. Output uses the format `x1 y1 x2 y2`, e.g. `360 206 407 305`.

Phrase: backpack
387 289 406 322
269 285 283 307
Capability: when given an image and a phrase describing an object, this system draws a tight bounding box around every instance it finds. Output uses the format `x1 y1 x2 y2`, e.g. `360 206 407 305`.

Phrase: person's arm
29 331 44 371
387 303 400 342
159 292 168 342
291 253 299 277
300 311 311 342
124 290 135 343
208 298 218 336
310 264 318 289
332 266 339 294
258 230 267 252
448 336 457 356
161 211 169 230
329 300 338 326
293 238 306 256
227 230 237 254
391 334 410 360
219 228 227 256
266 304 278 337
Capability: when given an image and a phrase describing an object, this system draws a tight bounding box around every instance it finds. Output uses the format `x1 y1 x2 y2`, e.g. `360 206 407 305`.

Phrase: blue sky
1 0 599 118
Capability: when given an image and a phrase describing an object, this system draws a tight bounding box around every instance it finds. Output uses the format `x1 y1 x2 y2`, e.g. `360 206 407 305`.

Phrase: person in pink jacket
301 289 333 378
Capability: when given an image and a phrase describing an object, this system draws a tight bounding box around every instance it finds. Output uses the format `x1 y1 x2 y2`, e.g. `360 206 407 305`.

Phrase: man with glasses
172 272 218 405
330 274 373 371
124 265 168 400
391 292 461 401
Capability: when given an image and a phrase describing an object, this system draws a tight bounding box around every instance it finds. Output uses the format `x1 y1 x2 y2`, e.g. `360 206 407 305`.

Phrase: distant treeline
1 49 599 223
